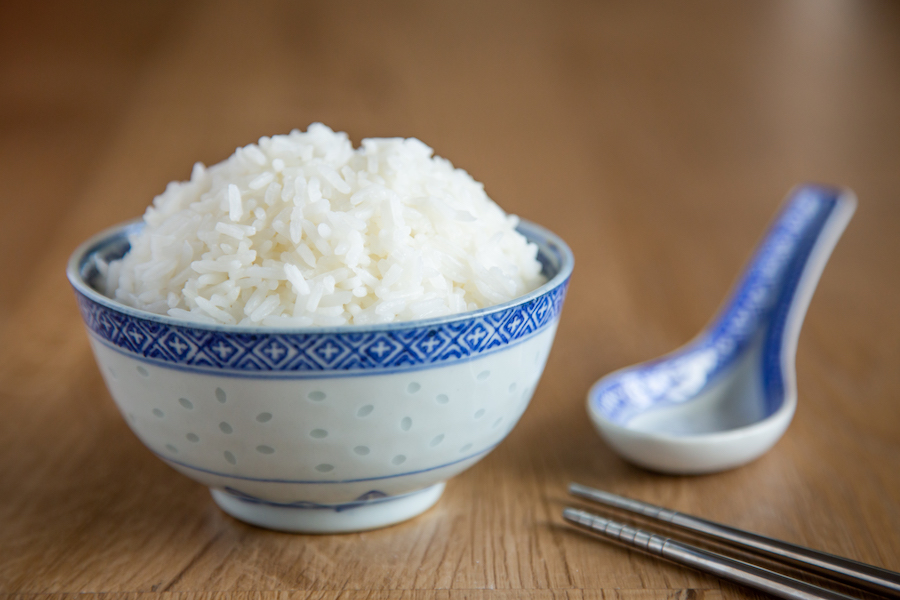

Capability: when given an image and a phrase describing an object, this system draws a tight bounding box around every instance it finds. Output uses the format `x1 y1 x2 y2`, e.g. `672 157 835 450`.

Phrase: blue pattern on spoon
588 185 856 473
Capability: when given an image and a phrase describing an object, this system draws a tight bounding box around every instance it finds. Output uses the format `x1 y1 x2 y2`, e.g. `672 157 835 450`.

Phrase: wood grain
1 1 898 598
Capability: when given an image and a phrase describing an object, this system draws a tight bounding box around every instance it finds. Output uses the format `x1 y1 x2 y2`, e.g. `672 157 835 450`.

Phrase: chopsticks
563 508 854 600
564 483 900 600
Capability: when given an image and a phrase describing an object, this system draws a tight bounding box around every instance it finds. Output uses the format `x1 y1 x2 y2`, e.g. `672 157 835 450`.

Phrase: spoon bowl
588 185 856 474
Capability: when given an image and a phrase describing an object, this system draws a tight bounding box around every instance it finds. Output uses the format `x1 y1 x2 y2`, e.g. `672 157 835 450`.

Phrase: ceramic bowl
67 219 572 533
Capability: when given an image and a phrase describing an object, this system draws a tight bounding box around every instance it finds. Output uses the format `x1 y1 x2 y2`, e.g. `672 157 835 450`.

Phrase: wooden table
2 1 898 598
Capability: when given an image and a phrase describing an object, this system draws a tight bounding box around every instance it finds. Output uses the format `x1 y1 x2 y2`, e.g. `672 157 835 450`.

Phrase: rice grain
107 124 544 326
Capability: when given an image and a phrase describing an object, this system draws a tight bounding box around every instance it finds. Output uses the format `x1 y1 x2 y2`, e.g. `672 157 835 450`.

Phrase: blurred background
1 0 898 595
2 0 898 347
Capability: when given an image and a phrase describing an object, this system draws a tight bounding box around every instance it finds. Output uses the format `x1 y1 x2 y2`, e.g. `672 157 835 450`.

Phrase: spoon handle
708 185 857 368
570 483 900 596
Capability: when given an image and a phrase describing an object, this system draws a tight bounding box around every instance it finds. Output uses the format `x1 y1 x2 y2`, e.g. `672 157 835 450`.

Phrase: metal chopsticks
563 508 855 600
565 483 900 599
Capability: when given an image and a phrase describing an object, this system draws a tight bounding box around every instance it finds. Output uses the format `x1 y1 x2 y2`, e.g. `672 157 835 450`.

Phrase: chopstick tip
562 507 597 526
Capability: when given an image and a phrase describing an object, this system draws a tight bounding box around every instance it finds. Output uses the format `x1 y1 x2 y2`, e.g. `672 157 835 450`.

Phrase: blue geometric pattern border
74 281 568 375
70 219 572 376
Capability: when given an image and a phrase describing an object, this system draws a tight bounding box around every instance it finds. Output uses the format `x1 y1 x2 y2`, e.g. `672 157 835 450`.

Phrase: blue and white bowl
68 219 572 532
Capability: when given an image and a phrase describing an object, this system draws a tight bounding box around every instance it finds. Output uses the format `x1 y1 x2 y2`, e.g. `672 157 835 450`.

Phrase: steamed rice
101 123 544 327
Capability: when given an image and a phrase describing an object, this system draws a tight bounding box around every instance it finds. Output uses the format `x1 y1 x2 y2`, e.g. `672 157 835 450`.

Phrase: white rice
102 123 545 326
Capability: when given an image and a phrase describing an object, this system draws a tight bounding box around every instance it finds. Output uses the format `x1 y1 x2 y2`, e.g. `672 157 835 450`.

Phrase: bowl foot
210 483 445 533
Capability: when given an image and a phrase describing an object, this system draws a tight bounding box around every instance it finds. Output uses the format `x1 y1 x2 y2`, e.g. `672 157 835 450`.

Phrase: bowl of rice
67 124 573 533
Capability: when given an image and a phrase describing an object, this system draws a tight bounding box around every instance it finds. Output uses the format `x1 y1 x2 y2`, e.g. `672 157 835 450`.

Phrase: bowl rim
67 217 574 335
